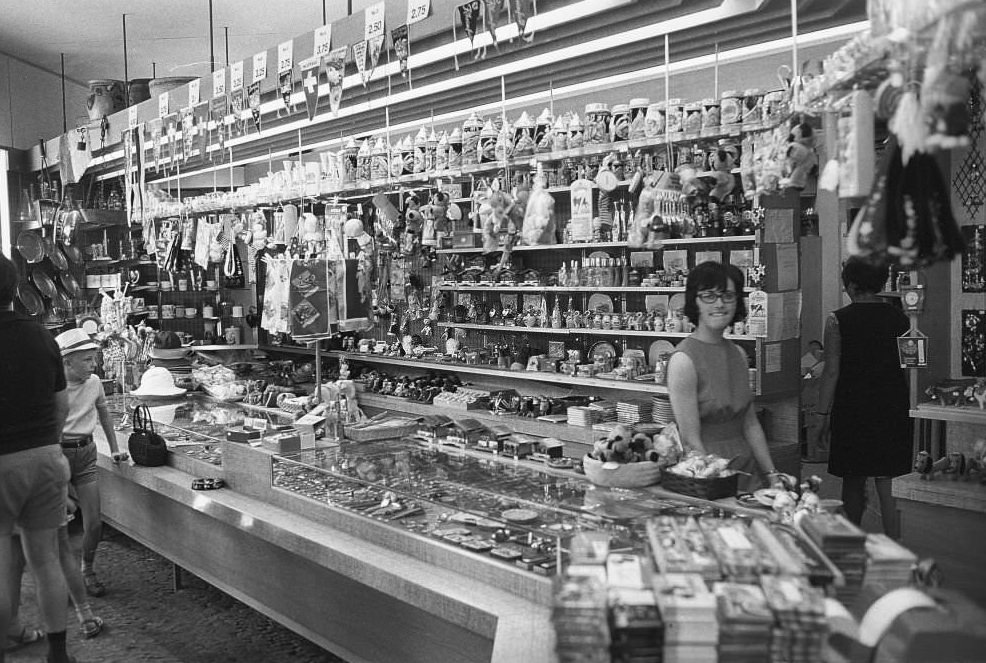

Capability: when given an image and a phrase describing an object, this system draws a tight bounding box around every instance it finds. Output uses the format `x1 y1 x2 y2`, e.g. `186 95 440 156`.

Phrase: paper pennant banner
301 57 321 121
248 82 262 133
353 40 368 87
392 25 409 77
324 46 348 115
513 0 536 42
485 0 506 48
455 1 484 70
151 120 162 172
195 103 210 156
210 96 227 156
366 35 384 84
181 108 195 162
278 69 295 113
230 88 246 135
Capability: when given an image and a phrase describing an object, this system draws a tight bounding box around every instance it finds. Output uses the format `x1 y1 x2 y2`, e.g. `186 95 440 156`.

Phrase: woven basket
661 471 739 500
582 455 662 489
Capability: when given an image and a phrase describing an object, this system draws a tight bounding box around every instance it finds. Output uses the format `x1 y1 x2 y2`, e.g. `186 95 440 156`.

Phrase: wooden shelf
435 322 758 341
189 344 258 351
438 285 686 293
910 404 986 426
437 322 567 335
436 236 756 255
329 351 669 395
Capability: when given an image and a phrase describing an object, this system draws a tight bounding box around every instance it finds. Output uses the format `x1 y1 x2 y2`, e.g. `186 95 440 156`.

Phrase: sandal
83 572 106 597
3 626 45 652
81 616 104 639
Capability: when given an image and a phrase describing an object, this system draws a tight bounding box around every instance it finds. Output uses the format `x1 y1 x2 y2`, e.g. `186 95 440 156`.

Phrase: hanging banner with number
248 82 262 133
324 45 348 115
407 0 430 24
230 61 244 90
392 24 409 77
314 24 332 58
364 2 385 40
188 78 201 106
252 51 268 83
300 56 321 121
212 68 227 98
353 40 368 87
278 69 295 114
454 1 484 70
513 0 536 42
278 40 293 74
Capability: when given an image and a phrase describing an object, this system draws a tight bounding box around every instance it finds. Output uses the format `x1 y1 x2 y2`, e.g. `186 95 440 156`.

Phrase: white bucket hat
130 366 187 398
55 327 99 357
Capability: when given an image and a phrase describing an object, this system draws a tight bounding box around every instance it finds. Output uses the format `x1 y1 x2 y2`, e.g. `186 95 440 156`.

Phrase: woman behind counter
667 261 778 492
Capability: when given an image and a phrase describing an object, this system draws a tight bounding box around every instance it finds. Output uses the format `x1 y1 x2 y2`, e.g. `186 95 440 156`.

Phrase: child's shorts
61 436 99 487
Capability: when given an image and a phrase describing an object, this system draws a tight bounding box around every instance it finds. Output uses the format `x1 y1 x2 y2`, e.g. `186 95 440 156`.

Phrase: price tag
212 68 226 98
128 105 138 129
158 92 169 118
188 79 200 105
277 40 293 74
314 24 332 58
407 0 430 24
243 417 269 431
230 61 244 90
364 1 385 40
252 51 268 83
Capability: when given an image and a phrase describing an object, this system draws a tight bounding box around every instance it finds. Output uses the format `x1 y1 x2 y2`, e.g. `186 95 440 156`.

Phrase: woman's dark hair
841 257 888 295
683 261 747 325
0 253 19 308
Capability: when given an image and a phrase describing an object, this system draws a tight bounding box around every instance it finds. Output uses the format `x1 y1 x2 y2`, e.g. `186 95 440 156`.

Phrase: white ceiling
0 0 377 87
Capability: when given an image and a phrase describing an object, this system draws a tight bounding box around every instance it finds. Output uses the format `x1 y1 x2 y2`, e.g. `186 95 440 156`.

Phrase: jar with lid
701 98 720 133
611 103 631 141
568 113 585 149
447 127 463 169
720 90 743 126
665 99 683 133
584 103 611 144
462 112 484 165
741 88 763 128
628 98 650 139
644 102 666 138
682 102 703 135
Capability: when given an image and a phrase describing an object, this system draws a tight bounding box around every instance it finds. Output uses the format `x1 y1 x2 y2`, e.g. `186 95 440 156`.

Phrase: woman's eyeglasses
697 290 738 304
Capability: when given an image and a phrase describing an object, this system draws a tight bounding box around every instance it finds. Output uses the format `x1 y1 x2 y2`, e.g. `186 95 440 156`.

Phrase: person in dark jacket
814 257 912 537
0 253 75 663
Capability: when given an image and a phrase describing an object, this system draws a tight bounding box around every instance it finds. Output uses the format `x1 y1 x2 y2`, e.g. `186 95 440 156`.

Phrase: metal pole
152 62 157 78
60 53 67 133
347 0 353 16
224 26 230 67
209 0 216 72
322 0 327 25
790 0 800 108
122 14 129 91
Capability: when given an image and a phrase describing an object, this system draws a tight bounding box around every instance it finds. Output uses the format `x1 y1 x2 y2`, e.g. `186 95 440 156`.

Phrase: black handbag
127 404 169 467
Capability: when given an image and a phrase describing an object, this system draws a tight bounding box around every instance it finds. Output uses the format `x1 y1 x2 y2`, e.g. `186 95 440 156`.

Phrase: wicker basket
661 471 739 500
582 455 662 489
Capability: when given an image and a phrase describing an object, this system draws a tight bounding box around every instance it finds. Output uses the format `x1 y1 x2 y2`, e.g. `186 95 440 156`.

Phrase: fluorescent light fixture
0 149 10 257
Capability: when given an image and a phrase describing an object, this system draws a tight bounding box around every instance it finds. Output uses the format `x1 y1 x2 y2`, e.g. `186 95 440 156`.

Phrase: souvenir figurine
914 450 949 480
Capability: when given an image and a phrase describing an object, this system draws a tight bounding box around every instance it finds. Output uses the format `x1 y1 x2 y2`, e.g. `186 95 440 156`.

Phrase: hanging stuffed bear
782 123 818 190
708 141 739 201
402 194 423 256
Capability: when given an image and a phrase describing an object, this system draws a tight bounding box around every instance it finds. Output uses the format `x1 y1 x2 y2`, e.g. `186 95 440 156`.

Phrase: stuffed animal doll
520 181 556 245
708 142 739 201
782 122 818 189
402 194 423 256
429 191 451 236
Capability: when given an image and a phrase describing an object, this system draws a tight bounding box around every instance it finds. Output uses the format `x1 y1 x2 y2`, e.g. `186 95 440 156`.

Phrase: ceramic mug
178 279 189 292
232 306 244 318
147 308 159 320
160 281 173 291
185 307 197 318
161 305 175 319
173 306 185 318
202 305 214 318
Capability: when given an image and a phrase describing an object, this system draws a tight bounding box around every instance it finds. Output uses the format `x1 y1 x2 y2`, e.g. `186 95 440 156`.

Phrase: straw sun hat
55 327 99 357
130 366 187 398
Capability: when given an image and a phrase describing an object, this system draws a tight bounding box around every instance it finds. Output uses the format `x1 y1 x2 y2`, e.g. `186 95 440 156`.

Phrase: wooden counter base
97 457 554 663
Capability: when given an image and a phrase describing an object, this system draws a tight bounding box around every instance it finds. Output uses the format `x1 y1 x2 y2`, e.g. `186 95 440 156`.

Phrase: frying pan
51 287 72 312
63 244 84 265
16 281 45 316
15 230 45 263
59 271 81 297
30 266 58 300
48 242 69 271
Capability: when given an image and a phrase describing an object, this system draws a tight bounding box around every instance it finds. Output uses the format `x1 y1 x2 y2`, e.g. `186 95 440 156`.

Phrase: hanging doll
402 194 423 256
521 177 556 245
707 141 739 201
781 123 817 190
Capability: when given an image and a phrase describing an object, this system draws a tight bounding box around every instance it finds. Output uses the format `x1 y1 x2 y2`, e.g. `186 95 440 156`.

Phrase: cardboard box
262 432 302 453
452 231 481 248
226 427 262 443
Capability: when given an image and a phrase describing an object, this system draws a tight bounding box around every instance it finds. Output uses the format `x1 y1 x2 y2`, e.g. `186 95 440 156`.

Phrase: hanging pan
59 271 81 297
62 243 84 265
51 286 72 313
29 266 58 300
15 230 46 263
48 241 69 271
15 281 45 316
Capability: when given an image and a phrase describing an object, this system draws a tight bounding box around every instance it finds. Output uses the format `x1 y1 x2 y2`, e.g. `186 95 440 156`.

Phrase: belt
61 436 93 449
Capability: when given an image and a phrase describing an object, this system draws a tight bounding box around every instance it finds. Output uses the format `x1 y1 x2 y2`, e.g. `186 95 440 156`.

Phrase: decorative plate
16 231 45 263
587 250 612 260
77 314 101 335
668 293 685 313
589 341 618 361
31 268 58 299
587 293 614 313
16 281 45 316
648 340 676 368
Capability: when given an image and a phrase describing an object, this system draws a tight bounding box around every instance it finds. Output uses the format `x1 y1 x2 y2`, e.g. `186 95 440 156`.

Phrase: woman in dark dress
814 258 912 537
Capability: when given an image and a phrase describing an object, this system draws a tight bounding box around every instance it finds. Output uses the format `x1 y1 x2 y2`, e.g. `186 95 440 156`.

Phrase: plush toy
708 142 739 201
481 189 517 255
343 217 373 258
402 194 423 256
782 122 818 189
520 180 555 245
249 211 268 250
428 191 451 236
